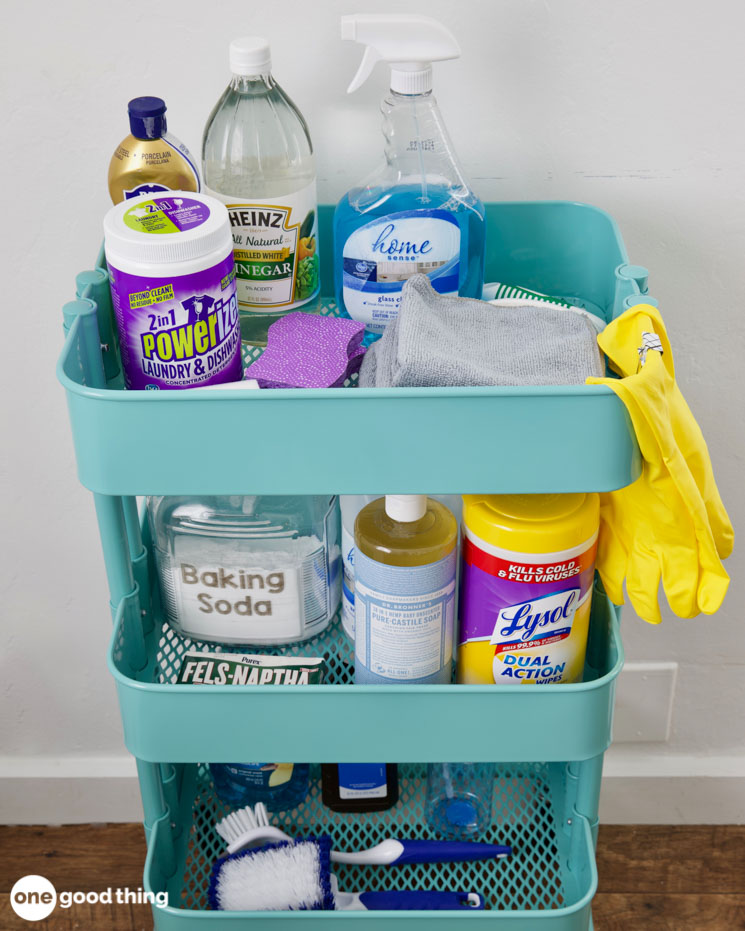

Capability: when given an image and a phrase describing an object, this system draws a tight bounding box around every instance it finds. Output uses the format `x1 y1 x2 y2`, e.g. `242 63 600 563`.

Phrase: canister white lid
104 191 232 267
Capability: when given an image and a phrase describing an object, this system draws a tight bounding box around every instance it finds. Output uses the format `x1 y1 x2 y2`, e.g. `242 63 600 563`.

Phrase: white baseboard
601 748 745 824
0 757 142 825
1 753 743 825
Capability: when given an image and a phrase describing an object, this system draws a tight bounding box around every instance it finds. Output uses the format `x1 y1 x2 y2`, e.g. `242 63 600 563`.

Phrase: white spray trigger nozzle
347 44 382 94
341 14 460 95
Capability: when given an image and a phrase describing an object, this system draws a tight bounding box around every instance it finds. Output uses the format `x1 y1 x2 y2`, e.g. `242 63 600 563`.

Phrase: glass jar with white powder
147 495 341 645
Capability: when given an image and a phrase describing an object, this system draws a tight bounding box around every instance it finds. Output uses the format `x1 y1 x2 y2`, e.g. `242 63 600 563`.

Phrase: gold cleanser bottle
108 97 200 204
354 495 457 685
202 37 321 345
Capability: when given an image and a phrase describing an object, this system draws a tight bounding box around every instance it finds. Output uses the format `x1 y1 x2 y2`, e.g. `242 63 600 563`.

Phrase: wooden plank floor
0 824 743 929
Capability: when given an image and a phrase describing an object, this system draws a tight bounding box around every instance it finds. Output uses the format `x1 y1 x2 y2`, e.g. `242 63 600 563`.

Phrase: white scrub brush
208 837 485 911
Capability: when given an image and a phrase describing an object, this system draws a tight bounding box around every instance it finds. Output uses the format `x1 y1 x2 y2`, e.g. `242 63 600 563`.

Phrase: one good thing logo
10 874 168 921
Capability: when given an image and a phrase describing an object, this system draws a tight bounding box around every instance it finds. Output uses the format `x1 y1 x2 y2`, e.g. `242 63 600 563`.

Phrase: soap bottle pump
333 14 486 339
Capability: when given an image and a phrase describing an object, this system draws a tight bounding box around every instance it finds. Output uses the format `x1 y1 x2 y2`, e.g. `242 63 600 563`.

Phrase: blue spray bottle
333 14 486 340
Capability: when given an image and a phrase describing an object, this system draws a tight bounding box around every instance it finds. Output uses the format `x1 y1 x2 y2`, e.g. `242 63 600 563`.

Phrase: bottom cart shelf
144 762 596 929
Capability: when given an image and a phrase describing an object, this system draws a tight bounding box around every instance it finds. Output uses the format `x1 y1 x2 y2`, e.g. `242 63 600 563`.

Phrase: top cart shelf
58 201 645 497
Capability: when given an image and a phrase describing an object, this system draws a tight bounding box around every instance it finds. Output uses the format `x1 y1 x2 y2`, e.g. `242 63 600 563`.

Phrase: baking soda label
171 561 304 642
108 253 242 389
458 529 597 685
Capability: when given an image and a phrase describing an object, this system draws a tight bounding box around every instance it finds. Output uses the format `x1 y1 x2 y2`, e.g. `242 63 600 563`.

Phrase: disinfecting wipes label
205 181 319 311
342 210 460 333
354 550 456 681
458 529 597 685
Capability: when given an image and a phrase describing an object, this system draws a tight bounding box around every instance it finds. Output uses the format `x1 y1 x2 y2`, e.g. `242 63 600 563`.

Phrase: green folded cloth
358 275 604 388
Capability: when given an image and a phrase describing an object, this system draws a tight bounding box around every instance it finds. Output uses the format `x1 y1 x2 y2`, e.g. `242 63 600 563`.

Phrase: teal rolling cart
59 201 648 930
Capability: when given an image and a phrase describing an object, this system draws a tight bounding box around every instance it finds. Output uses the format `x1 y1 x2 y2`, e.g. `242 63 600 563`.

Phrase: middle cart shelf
109 563 622 763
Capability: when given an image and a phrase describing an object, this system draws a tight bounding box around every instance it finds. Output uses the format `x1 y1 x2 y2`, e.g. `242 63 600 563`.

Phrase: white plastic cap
230 37 272 76
390 66 433 95
341 14 460 95
385 495 427 523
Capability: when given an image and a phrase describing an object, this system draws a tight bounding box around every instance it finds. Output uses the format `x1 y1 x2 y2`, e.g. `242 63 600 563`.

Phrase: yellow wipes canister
457 494 599 685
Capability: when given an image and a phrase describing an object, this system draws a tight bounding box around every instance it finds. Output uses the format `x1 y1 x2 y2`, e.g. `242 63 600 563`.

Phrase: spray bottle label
205 182 319 312
457 529 597 685
342 209 460 332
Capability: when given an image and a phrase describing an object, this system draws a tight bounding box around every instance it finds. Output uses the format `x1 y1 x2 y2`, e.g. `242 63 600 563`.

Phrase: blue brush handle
358 890 485 911
394 839 511 864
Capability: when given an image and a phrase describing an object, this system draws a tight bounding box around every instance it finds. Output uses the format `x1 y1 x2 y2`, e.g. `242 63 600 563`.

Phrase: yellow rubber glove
593 303 733 559
587 304 733 623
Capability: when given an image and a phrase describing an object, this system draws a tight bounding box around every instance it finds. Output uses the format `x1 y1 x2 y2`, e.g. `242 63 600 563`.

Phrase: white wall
1 0 743 823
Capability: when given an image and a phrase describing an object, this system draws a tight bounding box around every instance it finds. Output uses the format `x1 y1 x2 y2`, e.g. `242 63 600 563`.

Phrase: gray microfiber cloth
358 275 605 387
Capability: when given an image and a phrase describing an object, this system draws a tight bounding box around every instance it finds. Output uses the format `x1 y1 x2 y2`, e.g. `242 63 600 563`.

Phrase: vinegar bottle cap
230 36 272 76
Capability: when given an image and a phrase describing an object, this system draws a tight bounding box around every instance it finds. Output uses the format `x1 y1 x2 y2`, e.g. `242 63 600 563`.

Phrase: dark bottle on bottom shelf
321 763 399 812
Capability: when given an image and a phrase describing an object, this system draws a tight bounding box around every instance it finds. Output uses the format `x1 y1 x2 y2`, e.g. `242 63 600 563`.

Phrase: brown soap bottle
321 763 398 813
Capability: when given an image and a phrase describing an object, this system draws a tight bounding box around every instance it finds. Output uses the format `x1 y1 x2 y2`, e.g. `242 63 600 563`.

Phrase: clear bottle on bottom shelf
210 762 309 810
426 762 496 839
147 495 341 646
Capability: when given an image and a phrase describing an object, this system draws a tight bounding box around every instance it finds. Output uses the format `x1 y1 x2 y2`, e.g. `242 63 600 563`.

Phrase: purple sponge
244 312 367 388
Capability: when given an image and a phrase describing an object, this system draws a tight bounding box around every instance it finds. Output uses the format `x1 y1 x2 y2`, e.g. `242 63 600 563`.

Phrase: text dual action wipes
104 192 242 390
457 494 600 685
